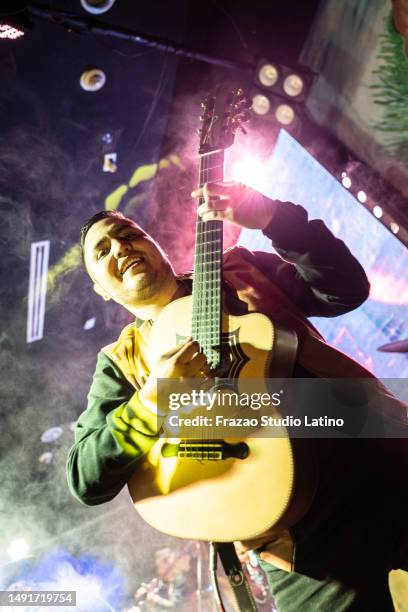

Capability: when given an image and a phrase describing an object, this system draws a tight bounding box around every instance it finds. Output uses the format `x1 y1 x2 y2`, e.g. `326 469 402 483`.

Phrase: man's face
83 217 175 309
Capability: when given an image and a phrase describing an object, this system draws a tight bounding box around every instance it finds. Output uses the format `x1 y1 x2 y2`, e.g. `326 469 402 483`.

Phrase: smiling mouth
121 256 145 275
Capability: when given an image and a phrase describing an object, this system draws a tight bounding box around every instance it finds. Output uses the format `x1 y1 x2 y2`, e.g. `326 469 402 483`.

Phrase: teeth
122 257 143 274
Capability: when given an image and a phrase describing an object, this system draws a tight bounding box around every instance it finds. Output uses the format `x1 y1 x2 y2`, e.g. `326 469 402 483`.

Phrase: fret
198 149 223 157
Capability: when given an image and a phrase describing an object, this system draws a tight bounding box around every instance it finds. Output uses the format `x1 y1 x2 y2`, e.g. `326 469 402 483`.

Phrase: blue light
238 130 408 377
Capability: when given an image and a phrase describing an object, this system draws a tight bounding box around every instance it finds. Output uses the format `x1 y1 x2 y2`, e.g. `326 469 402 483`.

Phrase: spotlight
342 176 351 188
80 0 116 14
83 317 96 330
275 104 295 125
251 93 271 116
41 426 63 443
357 190 367 203
0 23 24 39
7 538 29 561
373 205 383 218
0 17 29 40
257 62 279 88
80 68 106 92
283 74 304 97
255 58 315 103
231 157 265 188
390 222 400 234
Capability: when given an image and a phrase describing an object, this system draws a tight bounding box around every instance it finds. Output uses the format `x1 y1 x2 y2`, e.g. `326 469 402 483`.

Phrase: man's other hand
192 181 274 230
139 339 210 412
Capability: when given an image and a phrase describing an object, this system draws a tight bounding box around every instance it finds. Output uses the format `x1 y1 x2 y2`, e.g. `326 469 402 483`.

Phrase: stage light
342 176 351 188
41 426 63 443
390 222 400 234
357 190 367 203
27 241 49 343
83 317 96 330
80 68 106 92
0 21 25 40
80 0 116 14
283 74 304 97
8 538 29 561
231 157 265 188
257 62 279 88
251 93 271 115
275 104 295 125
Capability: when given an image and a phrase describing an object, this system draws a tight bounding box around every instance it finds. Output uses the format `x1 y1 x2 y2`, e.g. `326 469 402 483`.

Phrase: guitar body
128 296 317 541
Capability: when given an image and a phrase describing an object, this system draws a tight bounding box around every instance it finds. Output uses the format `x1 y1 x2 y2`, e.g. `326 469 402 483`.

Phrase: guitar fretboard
192 149 224 368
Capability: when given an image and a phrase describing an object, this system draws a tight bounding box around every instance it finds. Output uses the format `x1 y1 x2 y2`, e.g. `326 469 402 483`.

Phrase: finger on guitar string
138 339 209 410
191 180 236 201
159 336 193 360
185 350 209 377
174 339 201 364
196 194 233 223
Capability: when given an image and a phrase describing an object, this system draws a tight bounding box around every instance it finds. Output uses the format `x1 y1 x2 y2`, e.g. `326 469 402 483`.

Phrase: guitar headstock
198 85 251 155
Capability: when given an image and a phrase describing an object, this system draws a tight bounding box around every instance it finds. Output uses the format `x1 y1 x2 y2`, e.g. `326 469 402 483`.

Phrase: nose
111 237 131 259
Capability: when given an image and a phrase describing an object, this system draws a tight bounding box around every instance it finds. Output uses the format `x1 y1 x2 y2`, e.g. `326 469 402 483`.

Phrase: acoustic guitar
129 85 317 542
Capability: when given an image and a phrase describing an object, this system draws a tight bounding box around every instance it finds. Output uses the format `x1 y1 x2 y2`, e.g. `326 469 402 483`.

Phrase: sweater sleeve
254 198 370 317
66 351 161 506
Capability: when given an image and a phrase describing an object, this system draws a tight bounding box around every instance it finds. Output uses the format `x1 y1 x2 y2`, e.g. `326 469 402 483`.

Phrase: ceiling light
357 190 367 203
7 538 29 561
390 222 399 234
0 22 25 39
258 63 279 87
251 94 271 115
80 69 106 92
342 176 351 188
283 74 304 97
80 0 116 14
373 206 383 218
275 104 295 125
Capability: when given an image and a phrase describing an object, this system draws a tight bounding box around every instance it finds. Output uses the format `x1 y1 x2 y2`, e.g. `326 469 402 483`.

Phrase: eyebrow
90 224 145 256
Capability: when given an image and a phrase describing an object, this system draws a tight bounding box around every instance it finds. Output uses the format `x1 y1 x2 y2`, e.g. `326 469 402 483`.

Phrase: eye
97 248 109 260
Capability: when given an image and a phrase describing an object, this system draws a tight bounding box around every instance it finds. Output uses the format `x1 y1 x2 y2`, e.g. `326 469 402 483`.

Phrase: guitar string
199 150 224 449
193 152 207 450
200 154 221 364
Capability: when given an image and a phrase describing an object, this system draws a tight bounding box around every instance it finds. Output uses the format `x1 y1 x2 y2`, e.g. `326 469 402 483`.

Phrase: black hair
80 210 127 255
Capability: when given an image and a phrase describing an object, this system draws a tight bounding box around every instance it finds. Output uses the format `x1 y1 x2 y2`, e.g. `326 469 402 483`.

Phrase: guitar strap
215 542 258 612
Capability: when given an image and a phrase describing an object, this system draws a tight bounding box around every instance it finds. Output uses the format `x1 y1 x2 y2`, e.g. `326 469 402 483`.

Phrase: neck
125 277 185 321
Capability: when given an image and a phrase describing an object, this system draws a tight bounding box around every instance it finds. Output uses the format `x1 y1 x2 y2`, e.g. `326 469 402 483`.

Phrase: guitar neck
192 149 225 368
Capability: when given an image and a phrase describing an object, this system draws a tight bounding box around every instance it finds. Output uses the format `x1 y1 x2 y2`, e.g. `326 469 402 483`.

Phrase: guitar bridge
161 440 249 461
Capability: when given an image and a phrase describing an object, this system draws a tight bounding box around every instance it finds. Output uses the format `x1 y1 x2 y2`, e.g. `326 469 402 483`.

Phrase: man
67 182 407 611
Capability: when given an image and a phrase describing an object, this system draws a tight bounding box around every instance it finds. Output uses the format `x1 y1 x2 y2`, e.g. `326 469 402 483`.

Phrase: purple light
0 23 25 39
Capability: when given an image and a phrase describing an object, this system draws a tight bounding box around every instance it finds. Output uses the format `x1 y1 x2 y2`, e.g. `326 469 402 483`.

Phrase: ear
93 282 111 301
